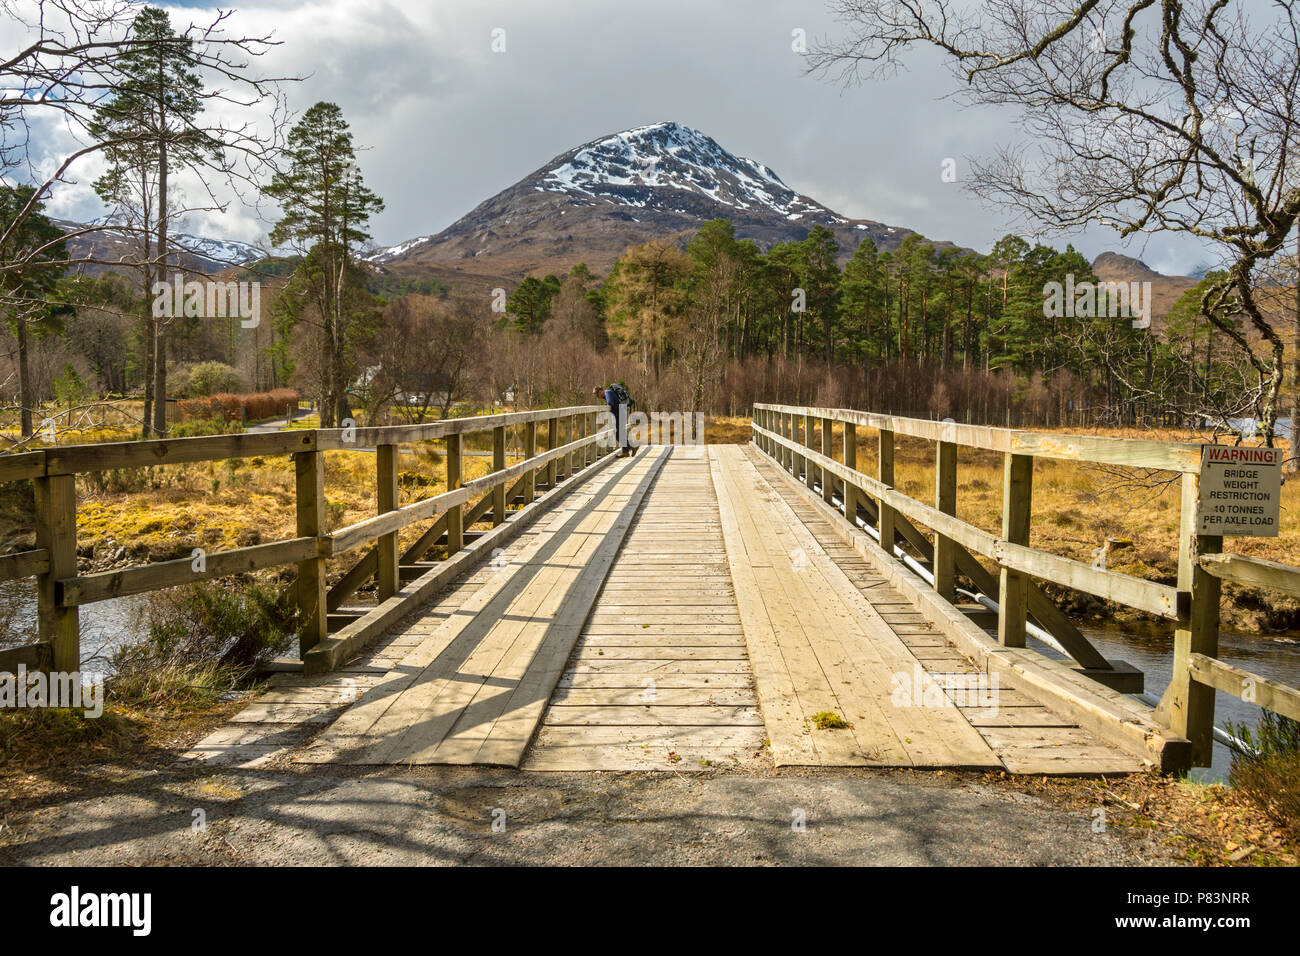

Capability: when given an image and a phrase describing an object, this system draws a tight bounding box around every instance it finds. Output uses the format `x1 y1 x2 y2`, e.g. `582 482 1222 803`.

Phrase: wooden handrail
753 421 1186 620
0 406 615 674
754 403 1206 473
0 404 606 477
750 402 1295 771
1198 552 1300 598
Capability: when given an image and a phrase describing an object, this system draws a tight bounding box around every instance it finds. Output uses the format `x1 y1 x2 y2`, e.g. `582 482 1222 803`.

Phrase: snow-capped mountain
368 121 942 277
52 217 264 277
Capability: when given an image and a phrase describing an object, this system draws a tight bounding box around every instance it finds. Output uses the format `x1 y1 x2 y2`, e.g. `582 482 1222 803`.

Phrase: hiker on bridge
596 383 636 456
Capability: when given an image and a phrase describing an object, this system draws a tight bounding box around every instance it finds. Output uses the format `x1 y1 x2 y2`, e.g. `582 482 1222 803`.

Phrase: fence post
787 412 797 474
934 438 957 601
567 413 578 476
34 474 79 673
492 424 507 526
446 432 463 552
546 415 558 487
843 422 858 526
524 420 537 503
586 411 596 464
376 443 399 600
998 453 1033 647
804 412 817 491
1167 472 1222 765
878 428 896 556
821 416 835 505
294 448 328 655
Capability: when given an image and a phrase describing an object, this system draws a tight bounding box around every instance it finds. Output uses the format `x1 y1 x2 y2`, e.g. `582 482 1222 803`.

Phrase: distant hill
52 218 264 279
1090 252 1199 330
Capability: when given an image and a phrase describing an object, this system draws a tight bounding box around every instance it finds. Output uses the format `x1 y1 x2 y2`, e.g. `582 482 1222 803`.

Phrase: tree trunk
151 116 169 437
16 313 32 438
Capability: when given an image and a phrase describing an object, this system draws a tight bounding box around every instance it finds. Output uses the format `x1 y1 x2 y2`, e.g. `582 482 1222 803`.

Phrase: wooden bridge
4 404 1300 775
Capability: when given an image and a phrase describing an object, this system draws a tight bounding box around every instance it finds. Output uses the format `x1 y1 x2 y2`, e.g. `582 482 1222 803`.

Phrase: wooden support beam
34 474 78 672
492 425 507 526
294 449 328 656
445 432 463 553
934 438 957 601
998 453 1033 649
376 443 400 600
1163 473 1222 767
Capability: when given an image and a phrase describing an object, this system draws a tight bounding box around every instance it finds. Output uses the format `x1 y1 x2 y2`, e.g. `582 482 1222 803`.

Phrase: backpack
610 382 634 408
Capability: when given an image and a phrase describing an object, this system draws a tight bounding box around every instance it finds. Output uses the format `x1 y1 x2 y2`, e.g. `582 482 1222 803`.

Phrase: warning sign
1197 445 1282 536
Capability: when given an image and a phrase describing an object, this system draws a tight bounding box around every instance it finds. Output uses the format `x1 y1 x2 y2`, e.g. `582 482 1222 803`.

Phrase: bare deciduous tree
810 0 1300 443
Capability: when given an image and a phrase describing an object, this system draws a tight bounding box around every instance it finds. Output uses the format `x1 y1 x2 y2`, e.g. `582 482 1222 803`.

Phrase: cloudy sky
16 0 1215 275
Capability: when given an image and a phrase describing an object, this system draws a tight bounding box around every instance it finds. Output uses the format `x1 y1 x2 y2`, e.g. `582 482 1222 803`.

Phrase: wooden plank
1199 552 1300 597
0 641 53 674
45 430 316 475
1188 652 1300 722
0 548 50 581
59 537 321 606
0 450 47 483
753 403 1203 473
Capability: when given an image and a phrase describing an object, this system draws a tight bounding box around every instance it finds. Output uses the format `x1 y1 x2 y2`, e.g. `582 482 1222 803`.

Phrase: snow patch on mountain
536 122 836 221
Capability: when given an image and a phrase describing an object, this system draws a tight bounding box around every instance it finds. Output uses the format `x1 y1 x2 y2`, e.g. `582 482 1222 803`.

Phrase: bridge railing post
821 415 835 505
446 432 463 552
524 420 537 503
997 452 1033 647
34 473 79 673
1166 472 1222 765
843 421 858 527
803 412 817 491
934 438 957 601
492 425 507 526
376 443 400 600
567 413 578 476
546 415 558 487
294 448 328 656
878 428 896 556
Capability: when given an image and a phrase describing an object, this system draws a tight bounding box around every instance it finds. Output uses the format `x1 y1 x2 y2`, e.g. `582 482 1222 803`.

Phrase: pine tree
89 5 216 437
0 186 68 437
264 102 384 426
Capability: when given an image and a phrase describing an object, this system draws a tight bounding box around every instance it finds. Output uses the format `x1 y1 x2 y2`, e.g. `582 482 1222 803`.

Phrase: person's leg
620 403 635 454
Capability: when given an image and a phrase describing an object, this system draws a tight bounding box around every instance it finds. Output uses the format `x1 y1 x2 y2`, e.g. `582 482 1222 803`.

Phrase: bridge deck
191 444 1143 775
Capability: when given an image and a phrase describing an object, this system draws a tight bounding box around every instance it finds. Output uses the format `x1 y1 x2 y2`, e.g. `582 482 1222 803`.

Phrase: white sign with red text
1197 445 1282 536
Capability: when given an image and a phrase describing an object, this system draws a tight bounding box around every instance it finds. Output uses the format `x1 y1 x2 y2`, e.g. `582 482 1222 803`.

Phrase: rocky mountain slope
368 122 949 278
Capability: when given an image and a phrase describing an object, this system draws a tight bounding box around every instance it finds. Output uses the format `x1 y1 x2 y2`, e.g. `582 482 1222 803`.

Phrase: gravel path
0 763 1172 866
